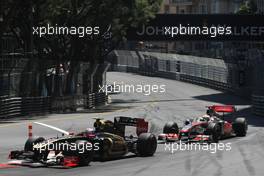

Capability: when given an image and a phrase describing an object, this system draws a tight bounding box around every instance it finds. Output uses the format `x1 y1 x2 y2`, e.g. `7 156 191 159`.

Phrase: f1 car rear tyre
137 133 157 157
99 138 113 161
75 140 94 166
207 123 221 143
163 122 179 134
24 137 45 152
233 117 247 137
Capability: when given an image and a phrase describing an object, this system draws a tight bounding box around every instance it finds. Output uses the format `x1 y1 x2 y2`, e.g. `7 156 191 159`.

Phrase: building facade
255 0 264 13
126 0 263 60
156 0 264 60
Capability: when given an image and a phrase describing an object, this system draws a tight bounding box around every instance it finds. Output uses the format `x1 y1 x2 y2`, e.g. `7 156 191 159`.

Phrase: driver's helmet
197 116 207 122
184 119 192 125
86 127 95 133
206 108 215 117
85 127 96 137
202 115 210 121
94 119 104 131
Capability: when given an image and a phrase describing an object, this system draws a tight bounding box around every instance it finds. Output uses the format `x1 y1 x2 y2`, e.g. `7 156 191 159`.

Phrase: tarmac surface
0 72 264 176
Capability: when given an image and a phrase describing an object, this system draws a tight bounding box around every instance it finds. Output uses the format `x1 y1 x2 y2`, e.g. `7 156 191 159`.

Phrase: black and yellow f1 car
8 116 157 168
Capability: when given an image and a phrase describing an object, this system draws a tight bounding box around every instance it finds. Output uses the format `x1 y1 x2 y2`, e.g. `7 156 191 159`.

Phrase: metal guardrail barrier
0 97 22 118
180 74 233 91
0 93 108 118
86 93 108 109
87 93 95 109
111 50 233 93
95 92 108 106
21 97 51 115
51 96 83 112
51 93 108 112
0 97 50 119
252 94 264 116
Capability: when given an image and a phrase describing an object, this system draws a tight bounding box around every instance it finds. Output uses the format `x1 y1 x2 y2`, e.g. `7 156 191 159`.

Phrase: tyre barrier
252 94 264 116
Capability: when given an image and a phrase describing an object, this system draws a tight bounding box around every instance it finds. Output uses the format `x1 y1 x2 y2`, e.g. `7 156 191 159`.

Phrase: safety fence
110 50 234 92
0 93 108 119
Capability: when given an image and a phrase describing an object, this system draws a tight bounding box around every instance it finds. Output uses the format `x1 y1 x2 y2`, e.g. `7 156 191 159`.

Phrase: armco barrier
0 93 108 118
0 96 50 119
86 93 108 109
111 50 233 92
51 93 108 112
21 97 51 115
252 94 264 116
51 96 84 112
0 97 22 118
95 92 108 106
87 93 95 109
180 74 233 91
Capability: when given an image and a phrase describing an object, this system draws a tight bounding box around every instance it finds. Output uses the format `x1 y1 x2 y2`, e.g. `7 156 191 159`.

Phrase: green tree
237 0 257 14
1 0 162 96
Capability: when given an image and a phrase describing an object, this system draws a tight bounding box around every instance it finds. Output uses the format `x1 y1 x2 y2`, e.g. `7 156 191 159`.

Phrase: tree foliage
1 0 162 62
237 0 257 14
1 0 162 96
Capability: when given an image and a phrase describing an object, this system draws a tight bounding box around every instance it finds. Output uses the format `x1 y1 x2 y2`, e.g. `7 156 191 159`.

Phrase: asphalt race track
0 72 264 176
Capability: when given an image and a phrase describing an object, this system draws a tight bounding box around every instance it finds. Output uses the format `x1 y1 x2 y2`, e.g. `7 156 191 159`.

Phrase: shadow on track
235 107 264 127
111 98 197 104
193 92 249 105
0 105 134 124
193 92 264 127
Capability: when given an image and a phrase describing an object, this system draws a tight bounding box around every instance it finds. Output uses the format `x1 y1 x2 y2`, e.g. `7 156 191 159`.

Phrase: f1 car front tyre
137 133 157 157
74 140 94 166
24 137 45 161
24 137 45 152
233 117 247 137
163 122 179 134
207 123 221 143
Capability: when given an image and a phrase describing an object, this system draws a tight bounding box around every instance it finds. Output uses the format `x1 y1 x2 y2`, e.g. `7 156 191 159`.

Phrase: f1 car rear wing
114 116 148 136
208 105 236 113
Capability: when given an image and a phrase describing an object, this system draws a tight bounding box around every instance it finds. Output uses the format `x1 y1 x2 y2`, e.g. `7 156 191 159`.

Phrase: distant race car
158 105 248 143
8 116 157 168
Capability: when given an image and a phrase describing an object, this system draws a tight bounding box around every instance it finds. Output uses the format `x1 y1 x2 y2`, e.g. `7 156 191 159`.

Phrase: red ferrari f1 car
158 105 248 143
